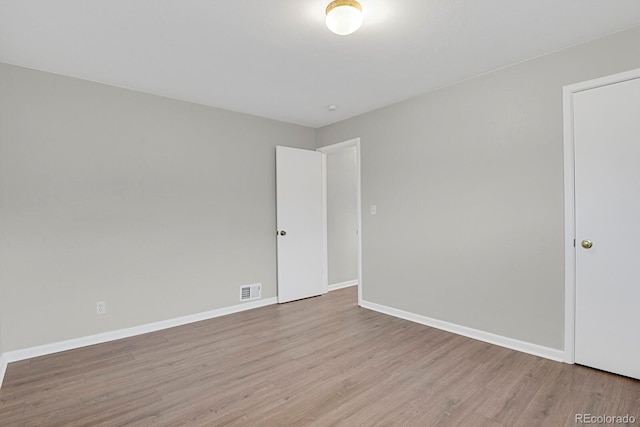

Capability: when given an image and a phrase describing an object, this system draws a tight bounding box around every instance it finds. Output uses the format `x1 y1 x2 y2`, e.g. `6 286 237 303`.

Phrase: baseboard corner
328 280 358 291
360 299 564 363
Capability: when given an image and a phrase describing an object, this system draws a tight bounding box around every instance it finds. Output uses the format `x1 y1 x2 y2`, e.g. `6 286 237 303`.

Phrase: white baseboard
360 299 565 362
328 280 358 291
0 353 7 389
1 295 565 389
0 297 277 389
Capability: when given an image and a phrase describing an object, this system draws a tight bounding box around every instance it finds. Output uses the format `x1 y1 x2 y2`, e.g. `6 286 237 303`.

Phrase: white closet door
573 76 640 379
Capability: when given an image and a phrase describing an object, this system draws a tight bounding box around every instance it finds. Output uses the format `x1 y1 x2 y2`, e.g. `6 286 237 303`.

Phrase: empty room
1 1 640 425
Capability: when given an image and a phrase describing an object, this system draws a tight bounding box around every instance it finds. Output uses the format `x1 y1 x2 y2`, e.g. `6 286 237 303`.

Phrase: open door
276 146 324 303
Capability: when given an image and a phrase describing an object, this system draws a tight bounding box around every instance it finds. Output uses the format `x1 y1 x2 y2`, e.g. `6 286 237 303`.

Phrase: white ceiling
1 1 640 128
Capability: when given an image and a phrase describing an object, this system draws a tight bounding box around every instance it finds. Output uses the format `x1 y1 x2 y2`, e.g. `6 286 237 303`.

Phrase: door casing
317 138 363 306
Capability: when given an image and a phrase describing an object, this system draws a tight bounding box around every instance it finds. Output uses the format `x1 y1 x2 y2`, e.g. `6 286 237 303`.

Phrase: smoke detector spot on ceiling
327 104 338 111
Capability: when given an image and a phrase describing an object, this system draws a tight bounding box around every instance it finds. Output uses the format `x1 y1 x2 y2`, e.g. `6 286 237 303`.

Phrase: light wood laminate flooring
1 287 638 426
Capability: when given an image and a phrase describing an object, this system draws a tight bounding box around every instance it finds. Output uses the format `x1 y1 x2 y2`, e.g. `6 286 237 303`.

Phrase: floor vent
240 283 261 301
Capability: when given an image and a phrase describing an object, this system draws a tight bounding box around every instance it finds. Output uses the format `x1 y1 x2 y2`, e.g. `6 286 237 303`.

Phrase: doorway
318 138 363 305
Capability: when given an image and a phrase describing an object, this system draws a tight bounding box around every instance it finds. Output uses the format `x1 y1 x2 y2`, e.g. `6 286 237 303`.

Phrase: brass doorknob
581 239 593 249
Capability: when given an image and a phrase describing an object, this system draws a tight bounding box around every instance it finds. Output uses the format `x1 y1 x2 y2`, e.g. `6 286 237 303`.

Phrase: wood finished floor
1 287 638 426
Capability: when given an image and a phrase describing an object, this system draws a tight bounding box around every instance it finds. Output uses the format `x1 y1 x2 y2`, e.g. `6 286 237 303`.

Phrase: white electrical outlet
96 301 106 315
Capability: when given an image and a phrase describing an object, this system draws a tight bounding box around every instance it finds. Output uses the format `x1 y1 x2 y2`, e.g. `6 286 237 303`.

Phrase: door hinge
573 239 576 247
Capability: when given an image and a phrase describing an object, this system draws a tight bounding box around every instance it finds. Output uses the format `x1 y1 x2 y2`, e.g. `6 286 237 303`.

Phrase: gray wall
2 25 640 356
0 63 315 352
316 26 640 350
326 147 358 285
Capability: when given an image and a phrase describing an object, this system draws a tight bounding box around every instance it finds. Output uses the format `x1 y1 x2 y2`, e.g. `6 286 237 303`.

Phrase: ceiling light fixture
325 0 363 36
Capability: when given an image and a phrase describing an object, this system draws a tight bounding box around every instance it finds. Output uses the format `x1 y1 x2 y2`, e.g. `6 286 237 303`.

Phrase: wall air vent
240 283 261 301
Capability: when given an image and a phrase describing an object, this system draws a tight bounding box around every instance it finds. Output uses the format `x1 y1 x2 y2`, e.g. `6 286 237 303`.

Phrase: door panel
573 77 640 379
276 146 324 303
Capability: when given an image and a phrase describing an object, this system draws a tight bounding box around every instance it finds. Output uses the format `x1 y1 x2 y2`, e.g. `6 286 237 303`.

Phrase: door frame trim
317 138 363 305
562 67 640 364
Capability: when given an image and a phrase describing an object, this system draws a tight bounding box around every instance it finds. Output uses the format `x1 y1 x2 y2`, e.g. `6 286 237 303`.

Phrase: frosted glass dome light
325 0 363 36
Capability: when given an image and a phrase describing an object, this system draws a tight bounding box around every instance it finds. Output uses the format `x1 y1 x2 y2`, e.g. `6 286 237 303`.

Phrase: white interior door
276 146 324 303
573 76 640 379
